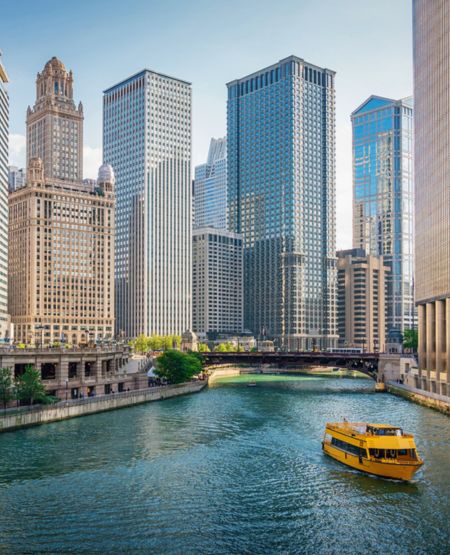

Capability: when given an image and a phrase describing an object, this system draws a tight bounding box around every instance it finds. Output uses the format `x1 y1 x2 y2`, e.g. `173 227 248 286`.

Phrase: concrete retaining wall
387 382 450 415
0 380 207 433
208 367 241 383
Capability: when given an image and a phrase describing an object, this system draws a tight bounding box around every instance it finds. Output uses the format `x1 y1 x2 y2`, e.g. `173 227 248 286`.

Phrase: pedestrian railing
0 380 204 416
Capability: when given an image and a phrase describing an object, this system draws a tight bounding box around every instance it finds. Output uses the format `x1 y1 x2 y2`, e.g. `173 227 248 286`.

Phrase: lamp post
65 379 68 401
35 324 44 349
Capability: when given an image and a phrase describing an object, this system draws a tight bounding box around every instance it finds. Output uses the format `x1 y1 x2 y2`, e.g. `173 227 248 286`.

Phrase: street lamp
65 379 69 401
35 324 44 349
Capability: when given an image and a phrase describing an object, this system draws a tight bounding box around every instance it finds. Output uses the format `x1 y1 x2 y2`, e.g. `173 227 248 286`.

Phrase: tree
171 335 181 349
132 334 150 354
403 329 418 352
0 367 14 409
198 343 210 352
154 350 202 384
214 342 235 352
15 365 48 406
148 335 163 351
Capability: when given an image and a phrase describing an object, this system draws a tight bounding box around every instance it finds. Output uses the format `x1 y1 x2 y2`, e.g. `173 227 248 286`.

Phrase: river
0 374 449 554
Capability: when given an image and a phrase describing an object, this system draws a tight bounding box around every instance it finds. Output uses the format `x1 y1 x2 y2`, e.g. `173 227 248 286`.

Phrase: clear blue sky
2 0 413 248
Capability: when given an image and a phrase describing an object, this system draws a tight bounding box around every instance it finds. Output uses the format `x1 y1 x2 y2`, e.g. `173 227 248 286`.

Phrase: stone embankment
387 381 450 415
0 380 207 433
208 366 241 383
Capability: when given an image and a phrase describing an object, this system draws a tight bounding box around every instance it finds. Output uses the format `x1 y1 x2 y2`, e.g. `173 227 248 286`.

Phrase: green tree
160 335 173 351
148 335 163 351
214 342 235 352
133 334 150 354
154 350 202 384
0 367 14 409
171 335 181 349
15 365 48 406
198 342 210 352
403 329 418 352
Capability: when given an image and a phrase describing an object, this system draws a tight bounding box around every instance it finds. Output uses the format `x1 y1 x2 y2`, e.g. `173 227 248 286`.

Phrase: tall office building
9 58 115 345
8 166 26 192
103 70 192 338
337 249 389 352
192 228 243 336
351 96 415 337
227 56 337 350
413 0 450 396
194 137 227 230
0 53 10 341
26 57 83 182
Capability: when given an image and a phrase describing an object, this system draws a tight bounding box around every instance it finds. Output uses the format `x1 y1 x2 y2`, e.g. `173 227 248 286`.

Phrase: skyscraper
194 137 227 230
337 249 389 352
9 58 115 346
413 0 450 396
192 228 243 336
0 53 10 341
227 56 337 350
103 70 192 338
351 95 415 336
26 57 83 182
8 166 26 192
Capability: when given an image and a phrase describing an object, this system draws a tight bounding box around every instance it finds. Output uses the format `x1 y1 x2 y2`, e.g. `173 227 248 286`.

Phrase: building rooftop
226 55 335 87
104 69 191 94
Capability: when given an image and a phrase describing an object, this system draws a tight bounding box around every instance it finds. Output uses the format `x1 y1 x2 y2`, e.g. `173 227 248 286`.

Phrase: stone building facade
414 0 450 397
337 249 389 352
0 346 135 399
26 57 83 182
8 58 115 346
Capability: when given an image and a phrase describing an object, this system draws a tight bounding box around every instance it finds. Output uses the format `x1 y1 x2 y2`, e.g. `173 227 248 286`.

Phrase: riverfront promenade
0 380 207 432
387 381 450 415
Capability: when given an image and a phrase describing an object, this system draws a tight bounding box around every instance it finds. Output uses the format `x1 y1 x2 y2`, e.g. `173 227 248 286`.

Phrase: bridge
203 351 380 380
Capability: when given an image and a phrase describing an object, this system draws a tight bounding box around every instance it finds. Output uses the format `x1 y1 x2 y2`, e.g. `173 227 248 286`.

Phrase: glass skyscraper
227 55 337 351
351 95 415 337
194 137 227 230
103 70 192 338
0 54 9 341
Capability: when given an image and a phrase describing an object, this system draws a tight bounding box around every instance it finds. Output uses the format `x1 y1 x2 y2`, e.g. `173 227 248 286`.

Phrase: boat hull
323 442 422 481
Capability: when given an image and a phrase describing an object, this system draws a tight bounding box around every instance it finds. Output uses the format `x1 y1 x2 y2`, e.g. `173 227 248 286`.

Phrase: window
331 436 366 457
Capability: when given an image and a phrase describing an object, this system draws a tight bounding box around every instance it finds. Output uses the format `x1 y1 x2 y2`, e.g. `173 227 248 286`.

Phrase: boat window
331 437 366 457
367 427 402 436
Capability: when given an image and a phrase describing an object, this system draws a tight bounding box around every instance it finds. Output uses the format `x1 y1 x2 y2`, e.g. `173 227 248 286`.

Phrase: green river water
0 374 449 554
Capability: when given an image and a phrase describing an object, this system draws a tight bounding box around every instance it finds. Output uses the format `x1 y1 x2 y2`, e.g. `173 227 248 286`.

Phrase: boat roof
327 422 401 429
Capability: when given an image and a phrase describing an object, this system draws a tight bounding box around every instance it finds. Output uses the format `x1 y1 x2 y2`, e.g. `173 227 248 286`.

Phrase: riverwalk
387 381 450 415
0 380 207 432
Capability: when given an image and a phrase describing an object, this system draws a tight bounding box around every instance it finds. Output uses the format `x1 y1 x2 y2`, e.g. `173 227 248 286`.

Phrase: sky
2 0 413 249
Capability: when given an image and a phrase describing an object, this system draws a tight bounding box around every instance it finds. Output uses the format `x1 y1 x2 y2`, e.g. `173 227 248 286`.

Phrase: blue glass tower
351 95 415 335
194 137 227 230
227 56 337 351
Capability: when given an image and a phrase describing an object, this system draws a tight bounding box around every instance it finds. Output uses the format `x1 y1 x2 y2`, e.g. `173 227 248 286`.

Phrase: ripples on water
0 375 449 554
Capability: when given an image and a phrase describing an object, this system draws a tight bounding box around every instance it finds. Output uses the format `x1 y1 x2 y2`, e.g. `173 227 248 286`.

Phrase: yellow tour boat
322 422 423 481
